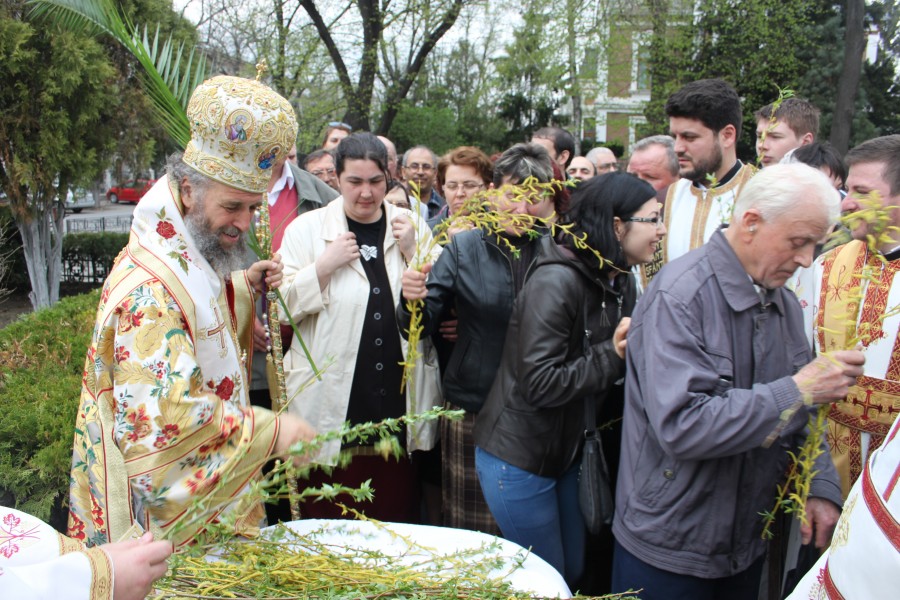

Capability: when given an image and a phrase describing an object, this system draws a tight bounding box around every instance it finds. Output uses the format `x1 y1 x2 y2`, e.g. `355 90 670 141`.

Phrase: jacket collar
707 229 785 315
288 163 329 207
320 198 399 278
482 225 548 248
539 236 629 296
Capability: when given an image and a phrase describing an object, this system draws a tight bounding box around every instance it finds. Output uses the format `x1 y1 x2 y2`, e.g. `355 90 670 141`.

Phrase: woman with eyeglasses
426 146 491 233
279 133 441 523
472 172 665 588
397 143 568 536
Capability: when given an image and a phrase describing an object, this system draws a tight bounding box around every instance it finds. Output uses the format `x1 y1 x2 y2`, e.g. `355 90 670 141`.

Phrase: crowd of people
6 71 893 600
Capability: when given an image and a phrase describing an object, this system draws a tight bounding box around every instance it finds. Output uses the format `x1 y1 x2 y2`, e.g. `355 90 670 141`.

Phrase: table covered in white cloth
268 519 572 598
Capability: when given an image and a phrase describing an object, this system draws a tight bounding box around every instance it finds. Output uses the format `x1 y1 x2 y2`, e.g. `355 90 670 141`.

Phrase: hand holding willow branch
401 263 431 302
273 413 317 467
792 350 865 404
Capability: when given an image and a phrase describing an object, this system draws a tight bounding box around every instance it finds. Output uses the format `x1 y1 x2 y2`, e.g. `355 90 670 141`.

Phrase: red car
106 179 155 204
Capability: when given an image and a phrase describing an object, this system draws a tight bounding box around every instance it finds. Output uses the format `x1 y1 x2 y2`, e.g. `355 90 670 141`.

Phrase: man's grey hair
166 152 213 202
401 145 438 168
632 135 679 176
732 163 840 224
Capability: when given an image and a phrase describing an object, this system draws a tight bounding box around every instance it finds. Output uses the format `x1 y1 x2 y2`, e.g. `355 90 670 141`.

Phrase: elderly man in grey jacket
611 163 865 600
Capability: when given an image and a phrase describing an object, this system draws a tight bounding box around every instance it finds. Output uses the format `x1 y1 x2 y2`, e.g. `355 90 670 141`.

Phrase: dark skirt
297 453 420 524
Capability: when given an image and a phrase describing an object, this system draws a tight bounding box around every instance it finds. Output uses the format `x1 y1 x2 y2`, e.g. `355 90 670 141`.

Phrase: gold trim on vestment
84 546 114 600
657 163 756 272
818 240 900 496
57 531 85 555
231 270 256 365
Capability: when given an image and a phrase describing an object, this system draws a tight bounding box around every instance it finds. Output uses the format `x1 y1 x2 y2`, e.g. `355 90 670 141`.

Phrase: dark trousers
611 540 765 600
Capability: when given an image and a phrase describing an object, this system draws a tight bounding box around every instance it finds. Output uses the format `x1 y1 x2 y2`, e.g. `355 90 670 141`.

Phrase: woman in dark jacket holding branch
473 173 666 585
397 143 566 535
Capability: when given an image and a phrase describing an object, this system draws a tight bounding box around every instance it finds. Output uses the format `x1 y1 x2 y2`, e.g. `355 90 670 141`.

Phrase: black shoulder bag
577 298 615 534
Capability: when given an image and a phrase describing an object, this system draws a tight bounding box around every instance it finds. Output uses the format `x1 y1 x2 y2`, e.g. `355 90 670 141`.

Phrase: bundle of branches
156 518 640 600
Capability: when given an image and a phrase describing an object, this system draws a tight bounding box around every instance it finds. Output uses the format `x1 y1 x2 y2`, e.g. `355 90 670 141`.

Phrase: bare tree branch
377 0 466 134
298 0 356 112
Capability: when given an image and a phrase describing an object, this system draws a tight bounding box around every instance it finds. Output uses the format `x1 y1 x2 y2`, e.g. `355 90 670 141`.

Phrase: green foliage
31 0 210 148
1 0 125 307
495 2 565 147
643 0 816 158
643 0 900 153
0 0 119 211
402 37 509 153
62 231 128 267
795 0 887 147
863 57 900 136
389 104 462 155
0 290 99 529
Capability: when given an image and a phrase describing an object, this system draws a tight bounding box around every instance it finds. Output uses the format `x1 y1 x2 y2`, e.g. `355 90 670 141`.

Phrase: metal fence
63 257 115 284
62 216 131 283
65 215 133 234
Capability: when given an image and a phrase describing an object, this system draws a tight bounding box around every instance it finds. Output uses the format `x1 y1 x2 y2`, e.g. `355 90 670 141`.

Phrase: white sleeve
0 551 103 600
0 506 111 600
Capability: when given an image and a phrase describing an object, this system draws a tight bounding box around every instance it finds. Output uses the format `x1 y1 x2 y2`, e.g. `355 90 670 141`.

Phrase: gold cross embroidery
200 299 229 358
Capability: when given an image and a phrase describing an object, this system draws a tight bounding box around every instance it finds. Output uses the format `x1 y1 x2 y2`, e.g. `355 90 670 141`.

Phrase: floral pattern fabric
68 177 278 548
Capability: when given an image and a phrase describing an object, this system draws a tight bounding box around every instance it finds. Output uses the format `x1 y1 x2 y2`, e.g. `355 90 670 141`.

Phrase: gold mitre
183 75 298 194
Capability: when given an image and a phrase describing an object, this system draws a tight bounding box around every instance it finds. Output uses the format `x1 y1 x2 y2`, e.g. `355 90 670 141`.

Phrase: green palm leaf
29 0 209 147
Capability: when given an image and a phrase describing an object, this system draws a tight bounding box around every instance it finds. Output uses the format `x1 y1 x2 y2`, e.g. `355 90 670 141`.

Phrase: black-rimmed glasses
627 216 664 229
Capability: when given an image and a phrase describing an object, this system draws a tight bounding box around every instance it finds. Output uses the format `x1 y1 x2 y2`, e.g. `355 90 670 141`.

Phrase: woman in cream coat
279 133 441 523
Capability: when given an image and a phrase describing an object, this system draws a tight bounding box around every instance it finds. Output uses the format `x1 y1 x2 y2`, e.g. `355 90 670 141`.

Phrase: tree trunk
375 0 466 135
272 0 288 96
830 0 866 155
566 0 581 156
15 199 63 310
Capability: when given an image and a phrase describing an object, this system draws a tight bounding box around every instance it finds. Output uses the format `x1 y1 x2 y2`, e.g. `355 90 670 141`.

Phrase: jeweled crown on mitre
183 75 298 194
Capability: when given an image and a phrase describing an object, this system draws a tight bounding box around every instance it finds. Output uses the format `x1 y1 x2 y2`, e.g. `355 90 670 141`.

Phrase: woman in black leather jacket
397 143 567 535
473 173 665 586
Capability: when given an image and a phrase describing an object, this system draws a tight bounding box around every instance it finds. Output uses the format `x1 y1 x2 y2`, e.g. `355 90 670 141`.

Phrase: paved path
64 200 136 234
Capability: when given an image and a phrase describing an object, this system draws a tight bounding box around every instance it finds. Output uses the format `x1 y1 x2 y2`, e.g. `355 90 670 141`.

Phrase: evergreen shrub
0 290 99 531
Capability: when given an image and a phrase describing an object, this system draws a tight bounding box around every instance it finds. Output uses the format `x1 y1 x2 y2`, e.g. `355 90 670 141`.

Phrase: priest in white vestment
639 79 756 288
786 410 900 600
68 75 316 548
800 135 900 498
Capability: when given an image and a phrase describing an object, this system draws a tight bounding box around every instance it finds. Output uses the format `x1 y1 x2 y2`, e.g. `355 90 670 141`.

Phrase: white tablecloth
266 519 572 598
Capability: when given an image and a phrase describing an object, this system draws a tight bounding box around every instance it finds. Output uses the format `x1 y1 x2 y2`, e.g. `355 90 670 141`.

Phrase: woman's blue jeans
475 446 585 585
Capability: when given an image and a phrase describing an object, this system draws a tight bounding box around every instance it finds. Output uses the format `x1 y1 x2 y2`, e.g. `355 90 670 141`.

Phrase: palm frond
29 0 210 147
27 0 116 37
